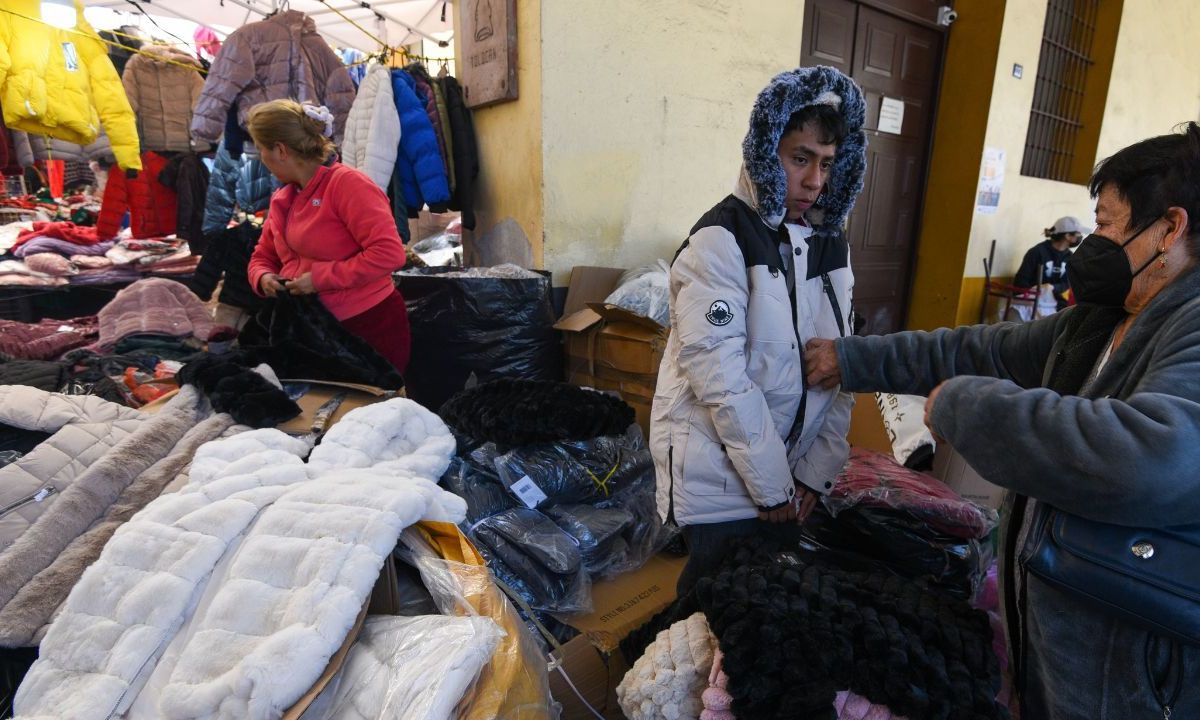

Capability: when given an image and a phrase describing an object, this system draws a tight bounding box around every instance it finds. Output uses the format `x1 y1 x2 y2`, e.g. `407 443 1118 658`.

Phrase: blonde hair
246 99 335 162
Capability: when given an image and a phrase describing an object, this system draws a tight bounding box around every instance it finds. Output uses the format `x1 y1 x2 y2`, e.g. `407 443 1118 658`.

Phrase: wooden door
802 0 944 334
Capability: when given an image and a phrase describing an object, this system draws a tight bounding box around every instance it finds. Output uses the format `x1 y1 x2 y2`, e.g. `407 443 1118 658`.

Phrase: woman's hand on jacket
804 338 842 389
259 273 286 297
286 273 317 295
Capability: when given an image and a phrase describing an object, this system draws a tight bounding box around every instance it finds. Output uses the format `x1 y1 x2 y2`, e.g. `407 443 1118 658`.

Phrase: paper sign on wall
975 146 1006 215
879 97 905 134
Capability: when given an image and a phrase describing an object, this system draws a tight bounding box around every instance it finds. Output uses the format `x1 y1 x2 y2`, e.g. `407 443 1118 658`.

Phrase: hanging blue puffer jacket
202 139 279 234
390 69 450 212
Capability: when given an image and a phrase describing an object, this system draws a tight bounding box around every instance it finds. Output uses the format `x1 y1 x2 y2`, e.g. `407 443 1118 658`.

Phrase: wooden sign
460 0 518 109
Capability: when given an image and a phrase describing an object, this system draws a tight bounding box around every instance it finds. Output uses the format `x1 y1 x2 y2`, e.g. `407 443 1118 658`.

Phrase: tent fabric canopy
84 0 454 55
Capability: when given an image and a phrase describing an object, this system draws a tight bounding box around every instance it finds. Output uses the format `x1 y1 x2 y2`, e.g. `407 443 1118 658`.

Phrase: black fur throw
694 538 1007 720
439 379 635 446
177 353 301 428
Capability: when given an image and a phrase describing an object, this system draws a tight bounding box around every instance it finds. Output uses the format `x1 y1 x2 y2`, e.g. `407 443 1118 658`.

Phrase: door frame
804 0 953 332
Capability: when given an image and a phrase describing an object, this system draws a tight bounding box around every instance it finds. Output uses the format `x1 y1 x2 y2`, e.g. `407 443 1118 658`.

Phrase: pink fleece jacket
248 162 406 320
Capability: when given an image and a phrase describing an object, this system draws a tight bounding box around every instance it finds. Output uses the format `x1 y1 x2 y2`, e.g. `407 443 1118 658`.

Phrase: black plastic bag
470 507 591 613
439 456 520 524
396 267 561 411
480 425 653 508
545 504 634 574
240 293 404 390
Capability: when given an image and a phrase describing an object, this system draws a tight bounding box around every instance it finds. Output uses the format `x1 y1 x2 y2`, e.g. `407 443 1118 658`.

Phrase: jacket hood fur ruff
740 65 868 231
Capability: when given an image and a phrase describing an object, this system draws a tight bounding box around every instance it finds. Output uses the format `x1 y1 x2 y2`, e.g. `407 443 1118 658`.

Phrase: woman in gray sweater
806 123 1200 719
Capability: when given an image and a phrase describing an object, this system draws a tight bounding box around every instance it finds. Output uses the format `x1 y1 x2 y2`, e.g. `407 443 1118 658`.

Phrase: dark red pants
340 290 411 374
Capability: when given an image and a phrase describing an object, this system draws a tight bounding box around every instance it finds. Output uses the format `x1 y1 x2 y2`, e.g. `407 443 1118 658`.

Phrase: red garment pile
13 221 101 250
831 448 998 540
0 317 99 361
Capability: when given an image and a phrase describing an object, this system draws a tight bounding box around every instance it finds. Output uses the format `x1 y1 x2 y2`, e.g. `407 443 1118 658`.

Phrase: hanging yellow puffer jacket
0 0 141 171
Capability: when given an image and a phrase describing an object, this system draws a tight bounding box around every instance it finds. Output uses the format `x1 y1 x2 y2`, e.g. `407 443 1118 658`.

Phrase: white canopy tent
82 0 455 58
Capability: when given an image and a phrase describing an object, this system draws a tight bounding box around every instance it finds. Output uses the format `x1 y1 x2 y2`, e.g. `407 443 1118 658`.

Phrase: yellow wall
538 1 805 283
905 1 1006 331
457 0 545 265
953 0 1200 325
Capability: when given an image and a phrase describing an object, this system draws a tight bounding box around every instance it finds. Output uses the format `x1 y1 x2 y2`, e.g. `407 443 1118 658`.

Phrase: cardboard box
276 380 396 435
548 553 687 719
934 445 1007 509
555 267 670 437
549 635 630 720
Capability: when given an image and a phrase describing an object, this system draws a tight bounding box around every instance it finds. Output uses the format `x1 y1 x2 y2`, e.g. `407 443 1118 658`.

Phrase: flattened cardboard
558 553 687 653
277 385 391 435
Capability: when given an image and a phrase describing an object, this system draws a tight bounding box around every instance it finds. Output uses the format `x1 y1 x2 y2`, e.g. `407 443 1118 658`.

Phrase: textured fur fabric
696 539 1006 720
0 411 241 647
177 353 301 428
440 379 635 446
617 612 717 720
0 386 205 620
0 385 145 553
741 66 867 229
15 398 461 720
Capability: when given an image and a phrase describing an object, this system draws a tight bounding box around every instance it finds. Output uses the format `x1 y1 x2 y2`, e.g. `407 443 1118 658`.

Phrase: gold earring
1161 255 1169 269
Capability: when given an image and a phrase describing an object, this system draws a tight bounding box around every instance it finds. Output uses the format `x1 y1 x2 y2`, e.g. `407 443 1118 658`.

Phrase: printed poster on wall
975 147 1005 215
460 0 518 109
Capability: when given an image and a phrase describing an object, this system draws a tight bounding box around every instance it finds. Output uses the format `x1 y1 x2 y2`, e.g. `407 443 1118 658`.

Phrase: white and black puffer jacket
651 66 867 526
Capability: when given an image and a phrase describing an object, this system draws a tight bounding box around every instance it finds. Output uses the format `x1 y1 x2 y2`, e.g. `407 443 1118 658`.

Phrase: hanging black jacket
440 76 479 231
158 153 211 251
189 222 263 312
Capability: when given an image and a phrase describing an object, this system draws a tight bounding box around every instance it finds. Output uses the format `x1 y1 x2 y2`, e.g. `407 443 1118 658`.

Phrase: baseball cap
1051 216 1085 235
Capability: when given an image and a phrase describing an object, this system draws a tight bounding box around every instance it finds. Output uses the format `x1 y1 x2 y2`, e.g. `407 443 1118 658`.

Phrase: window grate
1021 0 1099 182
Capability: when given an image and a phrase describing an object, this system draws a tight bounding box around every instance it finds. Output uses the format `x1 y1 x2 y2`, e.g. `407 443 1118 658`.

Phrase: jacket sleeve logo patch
706 300 734 326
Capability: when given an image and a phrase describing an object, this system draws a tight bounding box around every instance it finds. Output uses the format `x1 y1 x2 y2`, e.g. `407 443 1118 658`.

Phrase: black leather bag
1026 507 1200 645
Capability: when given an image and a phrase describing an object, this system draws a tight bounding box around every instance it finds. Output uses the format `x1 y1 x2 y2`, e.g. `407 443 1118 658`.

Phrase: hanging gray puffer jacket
11 130 115 166
190 10 356 145
650 66 867 526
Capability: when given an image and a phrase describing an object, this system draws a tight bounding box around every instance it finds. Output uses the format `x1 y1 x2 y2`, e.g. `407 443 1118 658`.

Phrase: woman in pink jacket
246 99 411 372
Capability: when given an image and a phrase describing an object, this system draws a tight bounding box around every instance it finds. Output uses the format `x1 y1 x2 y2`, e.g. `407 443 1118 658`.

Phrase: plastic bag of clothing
396 527 554 720
545 504 634 574
439 456 520 524
396 267 560 410
309 615 503 720
482 424 652 508
240 293 404 390
593 468 680 578
469 507 592 613
0 451 22 470
827 448 999 540
604 260 671 327
805 502 992 599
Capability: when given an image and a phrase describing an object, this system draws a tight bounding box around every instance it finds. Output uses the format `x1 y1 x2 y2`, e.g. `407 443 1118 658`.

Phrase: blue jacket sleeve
390 70 450 209
203 141 239 235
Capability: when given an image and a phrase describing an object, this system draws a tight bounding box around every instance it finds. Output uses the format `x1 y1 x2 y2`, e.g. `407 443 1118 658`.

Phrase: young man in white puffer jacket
650 66 868 595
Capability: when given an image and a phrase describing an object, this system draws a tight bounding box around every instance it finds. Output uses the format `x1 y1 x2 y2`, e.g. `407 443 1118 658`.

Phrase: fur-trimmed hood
736 65 867 230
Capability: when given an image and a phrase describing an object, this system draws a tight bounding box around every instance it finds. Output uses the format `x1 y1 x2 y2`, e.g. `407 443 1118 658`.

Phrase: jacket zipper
782 225 807 445
666 446 676 525
0 485 57 519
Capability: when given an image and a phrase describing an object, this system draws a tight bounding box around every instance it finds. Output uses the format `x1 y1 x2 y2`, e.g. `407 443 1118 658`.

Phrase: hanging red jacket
96 151 178 240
